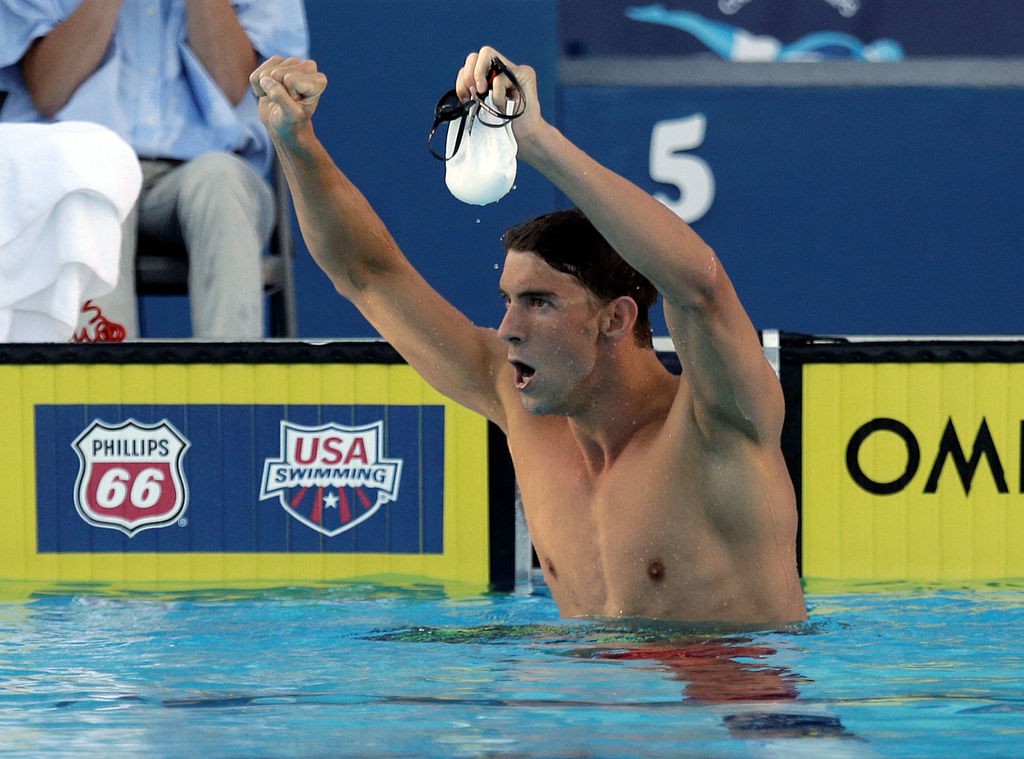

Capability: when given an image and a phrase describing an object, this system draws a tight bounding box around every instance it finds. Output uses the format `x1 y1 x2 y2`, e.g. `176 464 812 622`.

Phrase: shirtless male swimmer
251 47 807 626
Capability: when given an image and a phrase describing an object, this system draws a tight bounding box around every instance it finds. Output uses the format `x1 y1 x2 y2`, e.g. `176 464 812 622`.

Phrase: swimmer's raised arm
251 57 509 425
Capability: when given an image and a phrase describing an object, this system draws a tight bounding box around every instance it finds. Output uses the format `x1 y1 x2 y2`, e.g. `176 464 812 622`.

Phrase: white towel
0 121 142 342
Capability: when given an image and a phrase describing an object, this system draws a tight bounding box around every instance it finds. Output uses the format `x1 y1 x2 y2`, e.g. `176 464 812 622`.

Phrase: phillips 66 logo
72 419 191 537
260 420 403 537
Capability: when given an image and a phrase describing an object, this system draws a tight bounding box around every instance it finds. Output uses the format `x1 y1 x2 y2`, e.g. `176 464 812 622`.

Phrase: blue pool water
0 580 1022 757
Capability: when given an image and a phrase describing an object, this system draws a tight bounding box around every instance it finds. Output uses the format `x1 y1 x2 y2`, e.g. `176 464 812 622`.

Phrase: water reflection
582 636 857 740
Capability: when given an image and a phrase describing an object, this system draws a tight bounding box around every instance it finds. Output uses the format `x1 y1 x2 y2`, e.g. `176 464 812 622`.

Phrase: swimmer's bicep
371 309 508 423
663 291 784 444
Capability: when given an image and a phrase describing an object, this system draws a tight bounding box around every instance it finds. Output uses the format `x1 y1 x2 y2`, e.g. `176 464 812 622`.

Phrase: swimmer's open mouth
511 360 535 390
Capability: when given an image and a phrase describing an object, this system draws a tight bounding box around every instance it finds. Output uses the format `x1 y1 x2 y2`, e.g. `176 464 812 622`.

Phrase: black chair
134 159 298 337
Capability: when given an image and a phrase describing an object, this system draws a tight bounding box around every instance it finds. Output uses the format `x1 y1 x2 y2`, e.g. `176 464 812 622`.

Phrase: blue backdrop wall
559 81 1024 336
141 0 1024 338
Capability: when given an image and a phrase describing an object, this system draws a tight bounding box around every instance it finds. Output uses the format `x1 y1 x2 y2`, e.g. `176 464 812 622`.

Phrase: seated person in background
252 48 807 625
0 0 308 339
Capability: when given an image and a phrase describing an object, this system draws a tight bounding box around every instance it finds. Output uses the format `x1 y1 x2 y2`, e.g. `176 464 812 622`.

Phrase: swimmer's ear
601 296 638 343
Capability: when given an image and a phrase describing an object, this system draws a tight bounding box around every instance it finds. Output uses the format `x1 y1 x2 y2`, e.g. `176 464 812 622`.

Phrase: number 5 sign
72 419 191 537
649 114 715 223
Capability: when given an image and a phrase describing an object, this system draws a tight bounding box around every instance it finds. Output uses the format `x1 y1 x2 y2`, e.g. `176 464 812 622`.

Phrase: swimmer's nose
497 305 523 344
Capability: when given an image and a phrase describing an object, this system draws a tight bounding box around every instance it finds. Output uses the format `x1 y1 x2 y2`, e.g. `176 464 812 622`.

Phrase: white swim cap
444 94 518 206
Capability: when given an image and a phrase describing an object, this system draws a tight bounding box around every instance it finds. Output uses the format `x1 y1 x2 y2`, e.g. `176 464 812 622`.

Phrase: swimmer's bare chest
512 430 733 619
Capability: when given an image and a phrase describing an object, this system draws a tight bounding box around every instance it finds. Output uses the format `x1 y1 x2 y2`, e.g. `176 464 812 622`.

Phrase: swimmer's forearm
521 123 719 308
273 128 405 298
254 58 403 297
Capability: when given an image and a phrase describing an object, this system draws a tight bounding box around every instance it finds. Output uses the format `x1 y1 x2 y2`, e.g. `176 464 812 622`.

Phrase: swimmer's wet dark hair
502 208 658 348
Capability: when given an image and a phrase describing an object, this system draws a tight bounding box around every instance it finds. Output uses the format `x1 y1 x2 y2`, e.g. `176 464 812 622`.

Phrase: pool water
0 580 1022 757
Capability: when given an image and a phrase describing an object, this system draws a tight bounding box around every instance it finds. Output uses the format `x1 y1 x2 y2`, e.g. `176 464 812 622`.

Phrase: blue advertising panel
35 403 445 555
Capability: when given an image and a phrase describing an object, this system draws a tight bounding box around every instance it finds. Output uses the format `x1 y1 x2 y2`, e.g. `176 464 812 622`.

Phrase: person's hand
250 56 327 147
455 46 544 146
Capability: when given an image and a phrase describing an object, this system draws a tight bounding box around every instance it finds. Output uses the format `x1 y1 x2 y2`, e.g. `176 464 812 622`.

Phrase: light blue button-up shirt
0 0 308 176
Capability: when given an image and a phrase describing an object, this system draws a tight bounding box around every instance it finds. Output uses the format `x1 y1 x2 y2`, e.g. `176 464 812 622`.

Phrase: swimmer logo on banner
259 421 403 537
800 360 1024 581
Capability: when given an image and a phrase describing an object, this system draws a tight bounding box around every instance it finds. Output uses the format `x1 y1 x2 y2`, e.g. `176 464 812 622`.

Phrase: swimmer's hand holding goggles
427 57 526 161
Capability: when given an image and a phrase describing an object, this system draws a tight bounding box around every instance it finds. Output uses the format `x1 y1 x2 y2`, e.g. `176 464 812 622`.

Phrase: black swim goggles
427 57 526 161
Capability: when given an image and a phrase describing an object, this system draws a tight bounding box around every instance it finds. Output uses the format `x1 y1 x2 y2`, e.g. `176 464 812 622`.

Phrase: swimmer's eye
500 294 555 311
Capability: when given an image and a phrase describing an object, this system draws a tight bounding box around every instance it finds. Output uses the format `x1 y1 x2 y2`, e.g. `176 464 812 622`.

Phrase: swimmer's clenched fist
250 56 327 143
452 47 544 146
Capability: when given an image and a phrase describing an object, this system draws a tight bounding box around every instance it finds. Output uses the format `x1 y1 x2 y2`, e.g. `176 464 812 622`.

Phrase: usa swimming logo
259 421 403 537
72 419 191 537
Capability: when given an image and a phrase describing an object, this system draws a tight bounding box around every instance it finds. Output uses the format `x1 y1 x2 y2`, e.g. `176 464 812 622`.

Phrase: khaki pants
81 152 274 339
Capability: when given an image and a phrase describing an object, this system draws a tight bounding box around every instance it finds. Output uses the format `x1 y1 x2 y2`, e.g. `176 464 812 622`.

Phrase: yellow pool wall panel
0 359 491 589
801 362 1024 582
